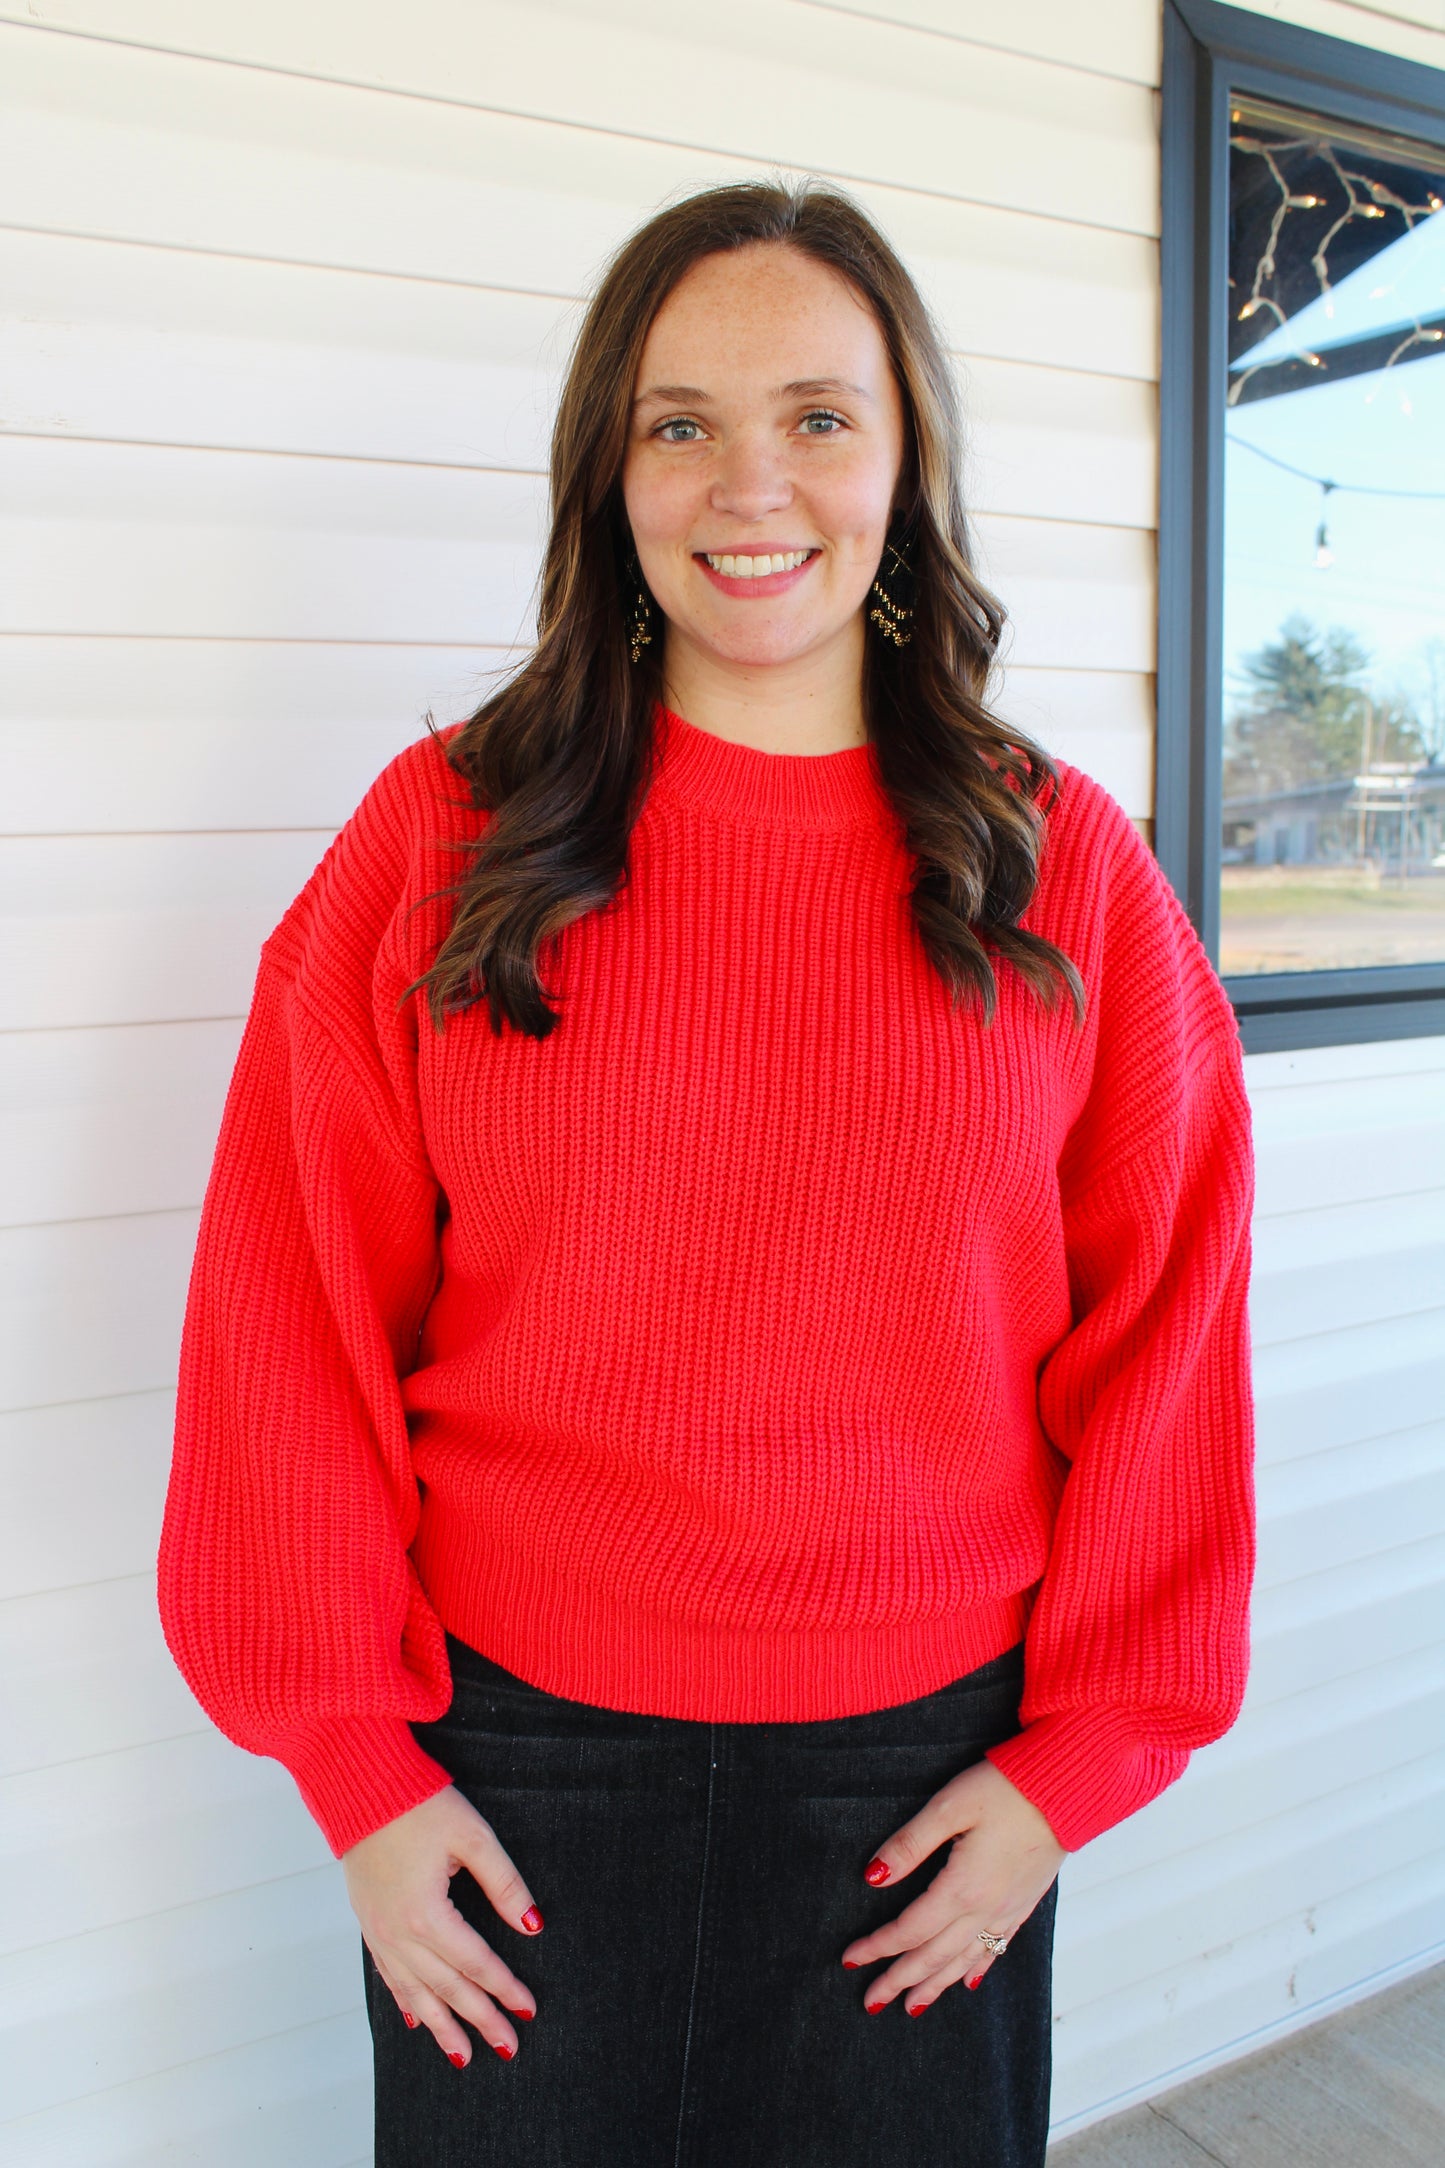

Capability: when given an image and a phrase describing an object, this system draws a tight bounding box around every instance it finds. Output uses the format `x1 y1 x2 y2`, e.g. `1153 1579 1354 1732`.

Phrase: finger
858 1915 986 2011
860 1775 977 1892
851 1884 1027 2007
843 1850 981 1968
898 1945 977 2015
390 1969 489 2065
930 1918 1026 2001
845 1889 955 1967
375 1914 533 2058
960 1920 1024 1992
429 1903 538 2020
454 1818 544 1940
405 1960 520 2066
379 1882 538 2019
369 1951 423 2031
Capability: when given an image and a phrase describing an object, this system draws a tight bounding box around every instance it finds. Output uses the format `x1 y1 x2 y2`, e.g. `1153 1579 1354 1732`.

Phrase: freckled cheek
623 459 706 555
806 463 897 561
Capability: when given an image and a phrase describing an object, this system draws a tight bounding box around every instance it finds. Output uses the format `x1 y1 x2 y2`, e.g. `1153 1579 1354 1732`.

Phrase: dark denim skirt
365 1627 1057 2168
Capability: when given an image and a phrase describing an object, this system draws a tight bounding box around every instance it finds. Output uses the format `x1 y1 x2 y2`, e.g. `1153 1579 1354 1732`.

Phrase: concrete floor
1047 1960 1445 2168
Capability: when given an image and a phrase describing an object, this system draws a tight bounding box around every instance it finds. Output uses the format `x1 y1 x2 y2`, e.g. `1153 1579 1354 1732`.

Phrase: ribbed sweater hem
985 1709 1192 1853
415 1512 1035 1725
268 1714 455 1860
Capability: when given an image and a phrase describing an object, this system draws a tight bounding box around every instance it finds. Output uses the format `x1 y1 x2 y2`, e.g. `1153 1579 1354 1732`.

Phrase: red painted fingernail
865 2000 886 2014
494 2040 515 2060
448 2050 467 2067
402 2011 417 2028
966 1973 983 1990
864 1858 890 1885
521 1905 543 1933
842 1958 860 1969
906 2001 927 2017
510 2006 535 2021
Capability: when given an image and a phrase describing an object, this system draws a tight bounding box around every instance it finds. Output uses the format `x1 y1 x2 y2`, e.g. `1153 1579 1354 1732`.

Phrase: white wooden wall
1 1 1442 2157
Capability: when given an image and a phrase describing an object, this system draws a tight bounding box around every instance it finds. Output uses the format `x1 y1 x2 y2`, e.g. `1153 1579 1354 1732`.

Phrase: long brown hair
406 177 1085 1037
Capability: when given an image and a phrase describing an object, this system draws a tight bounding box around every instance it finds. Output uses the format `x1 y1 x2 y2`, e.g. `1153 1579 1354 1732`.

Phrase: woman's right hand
342 1784 544 2066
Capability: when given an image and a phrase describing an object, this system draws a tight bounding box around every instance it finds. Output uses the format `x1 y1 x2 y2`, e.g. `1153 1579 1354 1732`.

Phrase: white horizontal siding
0 1869 364 2134
0 1576 207 1779
0 639 526 834
1049 1035 1445 2132
0 16 1161 350
0 437 1152 669
0 1211 198 1408
808 0 1162 82
0 1392 175 1599
1250 1189 1445 1345
2 0 1443 2160
1229 0 1445 68
0 1731 325 1962
0 1 1161 230
0 2012 371 2168
1254 1309 1445 1460
2 831 328 1032
2 1024 245 1226
0 226 1158 523
1 636 1154 837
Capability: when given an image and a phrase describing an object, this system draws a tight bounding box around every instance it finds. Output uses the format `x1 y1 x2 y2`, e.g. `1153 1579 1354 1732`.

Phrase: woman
157 179 1256 2166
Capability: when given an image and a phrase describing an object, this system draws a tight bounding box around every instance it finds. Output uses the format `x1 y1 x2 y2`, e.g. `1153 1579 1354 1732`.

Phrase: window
1161 0 1445 1050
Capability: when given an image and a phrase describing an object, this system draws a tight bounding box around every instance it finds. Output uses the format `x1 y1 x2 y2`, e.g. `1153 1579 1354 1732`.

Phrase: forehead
636 244 890 385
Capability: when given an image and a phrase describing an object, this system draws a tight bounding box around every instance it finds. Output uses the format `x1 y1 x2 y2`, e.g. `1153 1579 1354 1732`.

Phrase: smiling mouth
697 548 819 579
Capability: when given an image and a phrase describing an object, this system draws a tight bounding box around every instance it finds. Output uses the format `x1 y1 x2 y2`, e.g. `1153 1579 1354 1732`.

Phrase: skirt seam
673 1720 720 2168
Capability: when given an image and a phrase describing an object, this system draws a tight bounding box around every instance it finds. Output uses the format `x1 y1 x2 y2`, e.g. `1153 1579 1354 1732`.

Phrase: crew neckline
648 703 888 831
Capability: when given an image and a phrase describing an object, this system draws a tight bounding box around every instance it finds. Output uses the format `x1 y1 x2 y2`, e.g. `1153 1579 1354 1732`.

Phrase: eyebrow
632 376 875 408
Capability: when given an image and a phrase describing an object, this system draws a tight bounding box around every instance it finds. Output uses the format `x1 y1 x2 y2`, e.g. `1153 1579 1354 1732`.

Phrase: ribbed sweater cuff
267 1716 456 1858
985 1708 1191 1853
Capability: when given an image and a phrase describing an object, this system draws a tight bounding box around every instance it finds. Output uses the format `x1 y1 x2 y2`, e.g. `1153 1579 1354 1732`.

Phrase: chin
694 621 837 670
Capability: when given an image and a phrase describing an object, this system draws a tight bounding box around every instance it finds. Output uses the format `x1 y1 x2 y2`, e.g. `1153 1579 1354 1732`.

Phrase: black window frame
1160 0 1445 1052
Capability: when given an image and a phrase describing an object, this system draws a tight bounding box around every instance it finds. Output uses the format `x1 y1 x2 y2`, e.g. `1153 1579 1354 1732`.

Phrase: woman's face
620 243 908 676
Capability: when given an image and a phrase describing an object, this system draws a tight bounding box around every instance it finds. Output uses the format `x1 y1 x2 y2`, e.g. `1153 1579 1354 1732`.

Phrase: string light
1314 479 1335 568
1225 434 1445 501
1228 107 1445 569
1225 105 1445 878
1226 432 1445 571
1228 115 1444 406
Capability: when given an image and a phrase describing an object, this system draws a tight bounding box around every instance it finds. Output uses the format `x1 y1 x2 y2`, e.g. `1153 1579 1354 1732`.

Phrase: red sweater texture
157 704 1256 1860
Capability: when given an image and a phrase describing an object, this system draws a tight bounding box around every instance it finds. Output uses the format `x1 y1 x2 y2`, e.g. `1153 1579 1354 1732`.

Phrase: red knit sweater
157 704 1256 1860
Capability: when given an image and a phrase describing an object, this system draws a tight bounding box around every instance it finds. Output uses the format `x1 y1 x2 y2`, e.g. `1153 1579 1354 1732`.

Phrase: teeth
704 549 814 578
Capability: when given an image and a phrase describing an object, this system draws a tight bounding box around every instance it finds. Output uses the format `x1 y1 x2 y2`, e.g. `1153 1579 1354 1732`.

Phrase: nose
709 426 793 524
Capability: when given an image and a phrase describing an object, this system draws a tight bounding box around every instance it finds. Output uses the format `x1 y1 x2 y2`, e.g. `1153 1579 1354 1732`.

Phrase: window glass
1223 95 1445 976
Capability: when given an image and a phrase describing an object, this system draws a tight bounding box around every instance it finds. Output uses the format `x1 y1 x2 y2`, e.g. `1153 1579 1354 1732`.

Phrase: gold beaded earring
868 528 916 649
624 550 655 666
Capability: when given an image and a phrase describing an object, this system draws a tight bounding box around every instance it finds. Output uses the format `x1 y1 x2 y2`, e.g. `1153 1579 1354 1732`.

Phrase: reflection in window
1222 96 1445 977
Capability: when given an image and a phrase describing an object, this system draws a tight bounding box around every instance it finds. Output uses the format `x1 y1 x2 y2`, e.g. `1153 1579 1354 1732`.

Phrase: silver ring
976 1929 1009 1954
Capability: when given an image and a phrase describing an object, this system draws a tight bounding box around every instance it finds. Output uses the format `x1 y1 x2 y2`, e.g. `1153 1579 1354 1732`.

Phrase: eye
799 409 847 434
654 417 705 443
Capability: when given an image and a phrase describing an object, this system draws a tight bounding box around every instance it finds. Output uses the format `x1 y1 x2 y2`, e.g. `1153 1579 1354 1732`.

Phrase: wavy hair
405 177 1085 1036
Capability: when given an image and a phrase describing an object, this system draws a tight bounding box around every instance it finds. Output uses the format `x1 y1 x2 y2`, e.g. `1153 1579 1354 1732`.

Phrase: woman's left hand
840 1758 1066 2012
